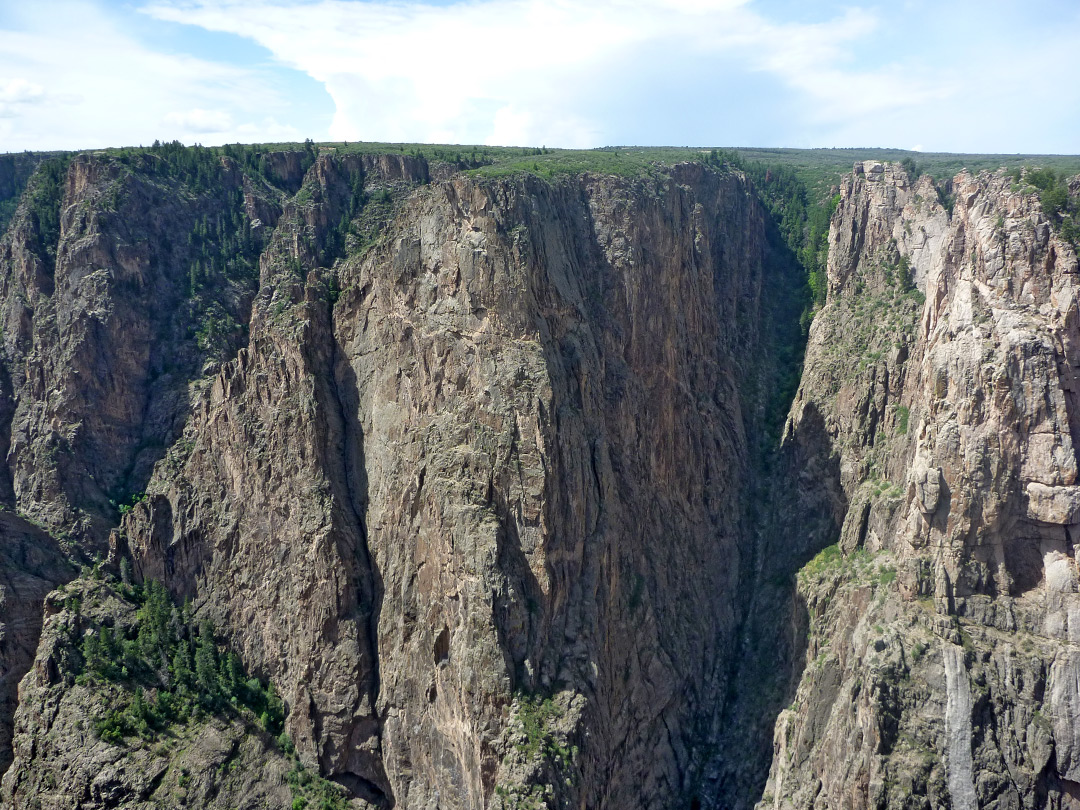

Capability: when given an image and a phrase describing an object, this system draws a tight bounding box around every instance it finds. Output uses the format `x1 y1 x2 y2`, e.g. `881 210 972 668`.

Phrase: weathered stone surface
0 151 290 548
758 162 1080 810
912 463 944 517
942 643 976 810
5 147 1080 810
94 157 785 810
1027 482 1080 524
0 511 75 775
0 150 305 779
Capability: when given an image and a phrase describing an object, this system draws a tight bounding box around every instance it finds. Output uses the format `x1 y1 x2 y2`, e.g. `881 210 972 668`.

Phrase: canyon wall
1 146 1078 810
760 162 1080 810
0 150 799 809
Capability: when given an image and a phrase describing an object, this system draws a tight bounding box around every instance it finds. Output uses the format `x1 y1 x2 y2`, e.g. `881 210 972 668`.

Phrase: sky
1 0 1078 153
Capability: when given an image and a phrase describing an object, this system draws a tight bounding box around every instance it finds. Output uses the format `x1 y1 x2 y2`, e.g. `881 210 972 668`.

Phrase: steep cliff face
760 162 1080 810
0 149 799 809
123 162 782 809
2 577 299 810
0 512 75 776
0 150 287 547
0 150 299 793
6 145 1076 810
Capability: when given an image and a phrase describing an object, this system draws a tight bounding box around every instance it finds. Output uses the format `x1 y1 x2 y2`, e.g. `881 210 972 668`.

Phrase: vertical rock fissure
329 314 388 794
704 177 829 810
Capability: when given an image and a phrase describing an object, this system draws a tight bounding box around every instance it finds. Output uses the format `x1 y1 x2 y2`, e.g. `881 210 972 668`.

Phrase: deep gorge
0 145 1078 810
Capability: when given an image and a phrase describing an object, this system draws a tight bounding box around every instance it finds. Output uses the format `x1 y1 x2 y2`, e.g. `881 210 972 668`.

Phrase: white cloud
140 0 908 148
4 0 1079 153
0 2 305 150
0 78 45 105
0 78 47 120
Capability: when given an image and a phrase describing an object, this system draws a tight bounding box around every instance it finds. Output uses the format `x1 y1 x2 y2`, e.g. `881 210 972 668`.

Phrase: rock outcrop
123 160 791 809
3 145 1080 810
0 150 288 547
759 162 1080 810
0 511 75 775
0 149 803 809
2 578 299 810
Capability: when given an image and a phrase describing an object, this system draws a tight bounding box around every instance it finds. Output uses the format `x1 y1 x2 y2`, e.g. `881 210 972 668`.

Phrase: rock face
124 161 789 809
0 148 803 809
2 578 298 810
759 162 1080 810
0 511 75 776
0 151 289 547
4 146 1080 810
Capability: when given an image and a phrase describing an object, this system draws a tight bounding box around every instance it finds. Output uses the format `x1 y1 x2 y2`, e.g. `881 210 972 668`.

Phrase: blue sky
2 0 1078 153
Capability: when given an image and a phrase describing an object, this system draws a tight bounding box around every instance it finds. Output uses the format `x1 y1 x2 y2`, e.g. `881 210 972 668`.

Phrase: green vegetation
0 152 54 235
106 139 318 195
493 691 577 809
894 405 910 435
149 156 267 362
818 243 924 390
937 185 956 218
909 641 927 664
77 579 285 744
70 139 1076 195
70 573 350 808
800 543 843 578
286 759 349 810
868 478 903 499
493 783 552 810
1021 167 1080 245
728 146 1080 202
312 165 366 269
194 303 244 357
882 255 914 292
697 150 824 451
116 492 146 516
22 156 72 272
798 543 898 590
900 157 921 179
8 140 1076 326
515 694 574 765
734 158 838 310
186 200 261 293
9 140 1079 236
468 145 694 180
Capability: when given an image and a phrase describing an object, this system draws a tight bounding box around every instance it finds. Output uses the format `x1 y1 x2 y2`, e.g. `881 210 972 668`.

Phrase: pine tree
194 620 219 704
82 630 105 676
170 640 195 691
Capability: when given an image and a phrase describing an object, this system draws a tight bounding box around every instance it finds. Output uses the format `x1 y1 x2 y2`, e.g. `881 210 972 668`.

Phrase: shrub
895 405 910 435
900 157 921 179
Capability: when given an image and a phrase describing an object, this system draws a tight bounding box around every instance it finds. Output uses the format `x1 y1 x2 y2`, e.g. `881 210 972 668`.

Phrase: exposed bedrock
759 162 1080 810
118 160 789 809
4 147 1079 810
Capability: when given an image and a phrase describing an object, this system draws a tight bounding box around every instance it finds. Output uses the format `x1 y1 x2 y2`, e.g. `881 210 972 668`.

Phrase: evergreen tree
170 640 195 691
195 620 220 704
82 630 106 676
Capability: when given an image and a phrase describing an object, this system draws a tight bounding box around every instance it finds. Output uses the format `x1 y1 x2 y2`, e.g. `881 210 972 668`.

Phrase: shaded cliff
757 161 1080 810
0 511 75 776
3 143 1078 810
0 147 806 809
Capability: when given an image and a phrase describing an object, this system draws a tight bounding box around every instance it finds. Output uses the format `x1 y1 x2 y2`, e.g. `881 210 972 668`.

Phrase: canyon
0 143 1076 810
